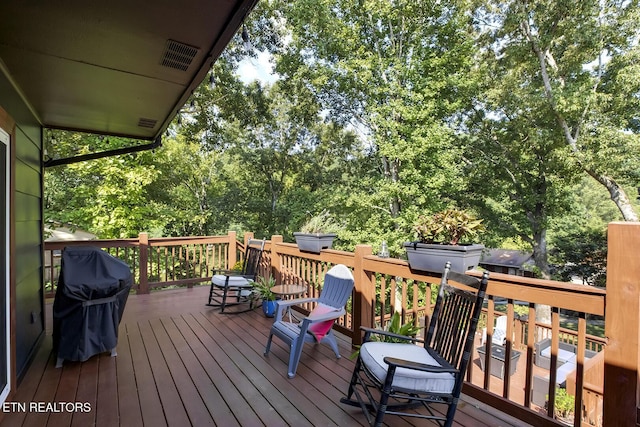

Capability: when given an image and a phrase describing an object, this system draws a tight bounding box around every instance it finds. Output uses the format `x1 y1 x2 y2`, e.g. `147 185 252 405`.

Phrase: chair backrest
317 264 354 309
495 315 508 330
242 239 265 277
426 263 489 374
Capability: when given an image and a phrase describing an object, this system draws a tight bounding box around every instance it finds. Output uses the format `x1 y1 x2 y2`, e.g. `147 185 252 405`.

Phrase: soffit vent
160 40 200 71
138 118 158 128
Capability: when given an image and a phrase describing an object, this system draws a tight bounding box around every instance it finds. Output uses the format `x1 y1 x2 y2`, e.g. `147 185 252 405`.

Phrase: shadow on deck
2 286 530 427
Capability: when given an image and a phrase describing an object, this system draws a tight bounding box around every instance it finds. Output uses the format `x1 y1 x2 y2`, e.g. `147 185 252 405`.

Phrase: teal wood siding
0 72 45 381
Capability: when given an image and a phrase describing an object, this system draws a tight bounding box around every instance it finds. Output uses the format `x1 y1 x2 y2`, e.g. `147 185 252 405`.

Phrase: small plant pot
262 300 279 318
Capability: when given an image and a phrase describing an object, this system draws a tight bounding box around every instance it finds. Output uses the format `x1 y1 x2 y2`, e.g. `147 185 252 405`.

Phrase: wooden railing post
138 232 149 294
603 222 640 426
243 231 254 247
226 231 237 270
352 244 373 347
270 235 283 285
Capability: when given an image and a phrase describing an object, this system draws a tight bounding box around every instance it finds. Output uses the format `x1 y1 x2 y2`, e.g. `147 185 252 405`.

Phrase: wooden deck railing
43 222 640 427
44 231 242 297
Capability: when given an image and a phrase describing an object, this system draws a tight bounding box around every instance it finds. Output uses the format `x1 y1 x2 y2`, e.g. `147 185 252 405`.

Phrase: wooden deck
1 286 529 427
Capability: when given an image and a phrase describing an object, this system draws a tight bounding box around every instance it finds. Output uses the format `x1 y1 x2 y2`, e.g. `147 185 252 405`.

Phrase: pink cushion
307 303 339 341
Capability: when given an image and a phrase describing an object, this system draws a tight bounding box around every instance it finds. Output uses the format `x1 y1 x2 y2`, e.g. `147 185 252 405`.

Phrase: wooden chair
341 262 489 427
264 264 354 378
206 239 265 313
482 314 508 346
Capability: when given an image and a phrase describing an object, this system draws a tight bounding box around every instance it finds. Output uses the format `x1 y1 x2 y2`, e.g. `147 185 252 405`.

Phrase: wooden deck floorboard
1 286 529 427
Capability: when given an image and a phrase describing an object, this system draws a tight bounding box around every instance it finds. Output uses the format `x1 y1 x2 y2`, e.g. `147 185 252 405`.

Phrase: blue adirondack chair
264 264 354 378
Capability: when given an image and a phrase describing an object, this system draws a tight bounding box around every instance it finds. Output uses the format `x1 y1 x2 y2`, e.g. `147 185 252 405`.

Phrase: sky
237 50 278 85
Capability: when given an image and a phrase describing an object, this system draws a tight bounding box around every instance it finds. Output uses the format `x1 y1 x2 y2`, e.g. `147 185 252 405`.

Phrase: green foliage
298 210 342 234
551 226 607 287
381 312 422 341
550 387 575 419
350 311 422 359
252 276 277 301
44 131 167 238
413 208 484 245
513 305 529 319
465 0 639 276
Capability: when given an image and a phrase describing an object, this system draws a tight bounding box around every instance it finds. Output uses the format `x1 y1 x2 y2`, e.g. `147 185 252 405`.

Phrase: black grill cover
52 246 132 363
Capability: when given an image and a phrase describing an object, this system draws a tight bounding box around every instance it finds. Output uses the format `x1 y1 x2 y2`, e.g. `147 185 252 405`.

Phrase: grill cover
52 246 132 364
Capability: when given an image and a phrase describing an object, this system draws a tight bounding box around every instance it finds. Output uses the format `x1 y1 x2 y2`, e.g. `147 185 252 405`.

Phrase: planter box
403 242 484 273
477 345 521 380
293 233 337 254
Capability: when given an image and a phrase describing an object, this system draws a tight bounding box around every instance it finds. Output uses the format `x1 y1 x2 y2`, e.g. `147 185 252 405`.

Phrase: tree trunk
531 227 550 279
382 156 402 218
585 168 639 221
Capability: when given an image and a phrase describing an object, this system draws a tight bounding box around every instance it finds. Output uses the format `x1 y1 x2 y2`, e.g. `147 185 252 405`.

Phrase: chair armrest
276 297 318 308
303 308 345 323
274 298 319 320
360 327 423 344
383 357 458 374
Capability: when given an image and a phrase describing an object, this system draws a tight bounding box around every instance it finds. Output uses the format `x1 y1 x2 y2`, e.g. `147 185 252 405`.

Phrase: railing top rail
146 236 232 246
467 270 607 296
44 239 139 249
361 255 605 316
273 241 356 267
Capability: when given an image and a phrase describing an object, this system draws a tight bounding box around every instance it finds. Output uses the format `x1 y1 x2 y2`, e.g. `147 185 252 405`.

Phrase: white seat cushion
555 361 576 384
211 275 253 296
540 347 575 364
359 342 455 394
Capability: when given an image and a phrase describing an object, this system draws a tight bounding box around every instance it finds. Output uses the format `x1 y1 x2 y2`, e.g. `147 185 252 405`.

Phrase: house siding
0 71 45 384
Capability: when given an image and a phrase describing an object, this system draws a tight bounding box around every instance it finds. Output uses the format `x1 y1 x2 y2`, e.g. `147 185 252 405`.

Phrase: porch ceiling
0 0 258 140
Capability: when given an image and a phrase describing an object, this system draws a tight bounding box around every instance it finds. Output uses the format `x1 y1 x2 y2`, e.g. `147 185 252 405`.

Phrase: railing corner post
603 222 640 427
353 244 373 347
244 231 254 247
227 231 237 269
138 232 149 294
270 235 283 285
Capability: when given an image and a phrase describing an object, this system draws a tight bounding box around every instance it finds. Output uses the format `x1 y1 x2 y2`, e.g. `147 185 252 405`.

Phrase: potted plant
293 210 340 254
548 387 575 425
253 275 279 317
403 208 485 273
350 312 423 359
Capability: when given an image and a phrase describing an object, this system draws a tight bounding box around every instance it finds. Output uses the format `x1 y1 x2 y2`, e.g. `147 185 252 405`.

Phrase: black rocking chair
341 262 489 427
207 239 265 313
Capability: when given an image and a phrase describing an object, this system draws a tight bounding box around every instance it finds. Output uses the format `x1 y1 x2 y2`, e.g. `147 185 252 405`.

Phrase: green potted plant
293 210 341 254
350 312 423 359
403 208 485 273
253 275 279 317
549 387 575 425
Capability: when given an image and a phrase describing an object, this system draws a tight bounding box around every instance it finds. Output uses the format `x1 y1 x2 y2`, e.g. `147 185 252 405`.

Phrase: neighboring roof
480 249 534 270
0 0 258 141
45 226 96 242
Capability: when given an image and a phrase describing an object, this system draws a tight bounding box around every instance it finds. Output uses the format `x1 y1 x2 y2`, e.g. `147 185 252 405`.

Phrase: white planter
403 242 484 273
293 233 337 254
